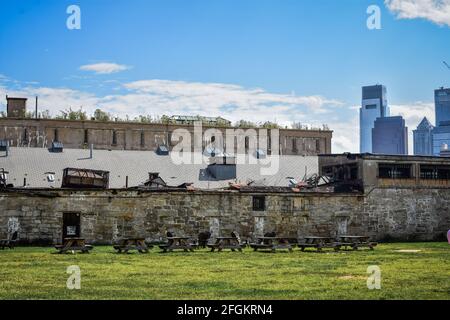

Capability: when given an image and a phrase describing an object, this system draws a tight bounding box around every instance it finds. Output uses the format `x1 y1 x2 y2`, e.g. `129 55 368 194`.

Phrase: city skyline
1 0 450 154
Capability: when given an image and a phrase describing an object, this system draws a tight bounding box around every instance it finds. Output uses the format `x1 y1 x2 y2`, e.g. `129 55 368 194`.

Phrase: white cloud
79 62 131 74
385 0 450 27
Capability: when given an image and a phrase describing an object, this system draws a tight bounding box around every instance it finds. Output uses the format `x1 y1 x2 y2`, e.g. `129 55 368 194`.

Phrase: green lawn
0 243 449 300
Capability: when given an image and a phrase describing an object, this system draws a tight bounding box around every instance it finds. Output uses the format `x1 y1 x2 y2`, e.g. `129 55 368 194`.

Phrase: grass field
0 242 449 300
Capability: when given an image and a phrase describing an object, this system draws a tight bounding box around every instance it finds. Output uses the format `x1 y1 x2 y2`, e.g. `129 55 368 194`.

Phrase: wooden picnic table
299 236 337 252
250 237 293 252
207 237 243 252
159 236 195 252
335 235 377 250
55 238 93 254
114 238 151 253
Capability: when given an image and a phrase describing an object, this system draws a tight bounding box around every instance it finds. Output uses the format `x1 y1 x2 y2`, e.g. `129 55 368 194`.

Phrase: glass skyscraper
413 117 434 156
432 121 450 156
432 87 450 156
360 85 389 153
435 87 450 126
372 116 408 155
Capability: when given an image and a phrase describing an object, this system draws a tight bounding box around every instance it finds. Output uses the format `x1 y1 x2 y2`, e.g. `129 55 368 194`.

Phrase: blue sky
1 0 450 153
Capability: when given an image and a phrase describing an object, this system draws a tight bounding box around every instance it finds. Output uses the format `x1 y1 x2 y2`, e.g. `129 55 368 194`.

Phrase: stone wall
0 187 448 244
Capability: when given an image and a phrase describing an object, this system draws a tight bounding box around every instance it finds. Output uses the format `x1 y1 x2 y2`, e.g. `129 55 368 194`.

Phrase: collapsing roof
0 147 318 189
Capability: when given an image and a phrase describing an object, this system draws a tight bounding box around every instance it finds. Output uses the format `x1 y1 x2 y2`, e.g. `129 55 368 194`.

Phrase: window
378 164 412 179
211 136 216 143
252 195 266 211
140 131 145 147
366 104 377 109
292 138 297 152
84 129 88 144
316 139 321 152
420 165 450 180
245 136 249 151
112 130 117 145
23 128 28 142
54 129 59 142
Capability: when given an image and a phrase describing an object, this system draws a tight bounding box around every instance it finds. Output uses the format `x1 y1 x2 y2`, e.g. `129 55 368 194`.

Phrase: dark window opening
54 129 59 142
112 130 117 145
252 195 266 211
316 139 321 152
366 104 377 109
420 165 450 180
140 131 145 147
84 129 88 144
23 128 28 142
292 138 297 153
379 164 412 179
245 136 249 151
211 136 216 143
268 133 272 154
350 165 358 180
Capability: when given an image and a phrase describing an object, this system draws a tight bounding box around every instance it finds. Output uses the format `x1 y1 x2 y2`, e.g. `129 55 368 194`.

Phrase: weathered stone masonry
1 187 449 244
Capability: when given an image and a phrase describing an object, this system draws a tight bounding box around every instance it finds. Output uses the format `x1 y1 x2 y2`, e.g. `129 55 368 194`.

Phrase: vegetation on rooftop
0 107 330 130
0 242 448 300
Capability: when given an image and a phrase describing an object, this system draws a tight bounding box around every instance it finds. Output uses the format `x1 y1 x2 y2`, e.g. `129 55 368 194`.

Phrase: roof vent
255 149 266 159
51 141 63 153
143 172 167 188
156 145 169 155
0 140 8 152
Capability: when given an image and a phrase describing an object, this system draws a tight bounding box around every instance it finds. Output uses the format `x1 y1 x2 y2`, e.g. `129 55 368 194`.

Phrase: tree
93 108 110 122
234 120 257 128
261 121 280 129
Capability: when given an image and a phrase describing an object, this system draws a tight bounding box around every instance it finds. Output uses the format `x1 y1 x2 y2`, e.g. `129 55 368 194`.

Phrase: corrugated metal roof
0 147 318 189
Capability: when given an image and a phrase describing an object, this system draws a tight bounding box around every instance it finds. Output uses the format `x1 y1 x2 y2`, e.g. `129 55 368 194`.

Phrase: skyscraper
360 85 389 153
435 87 450 126
372 116 408 155
432 121 450 156
413 117 434 156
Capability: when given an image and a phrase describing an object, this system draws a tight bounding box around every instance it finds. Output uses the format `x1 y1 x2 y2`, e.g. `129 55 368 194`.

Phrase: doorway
63 212 80 241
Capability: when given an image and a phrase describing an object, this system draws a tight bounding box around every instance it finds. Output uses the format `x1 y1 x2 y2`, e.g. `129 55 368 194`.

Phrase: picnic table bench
159 237 195 252
335 235 378 250
207 237 244 252
54 238 93 254
298 236 338 252
0 231 18 250
114 238 152 253
250 237 293 252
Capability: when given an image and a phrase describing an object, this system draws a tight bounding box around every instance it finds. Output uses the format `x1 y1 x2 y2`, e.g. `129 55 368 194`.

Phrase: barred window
252 195 266 211
378 164 412 179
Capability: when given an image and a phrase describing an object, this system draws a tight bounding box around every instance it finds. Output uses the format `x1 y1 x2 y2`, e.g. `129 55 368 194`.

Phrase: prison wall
0 187 448 245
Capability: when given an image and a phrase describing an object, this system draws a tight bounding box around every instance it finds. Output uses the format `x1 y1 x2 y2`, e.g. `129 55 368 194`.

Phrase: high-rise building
360 85 389 153
432 121 450 156
413 117 434 156
372 116 408 155
435 87 450 126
